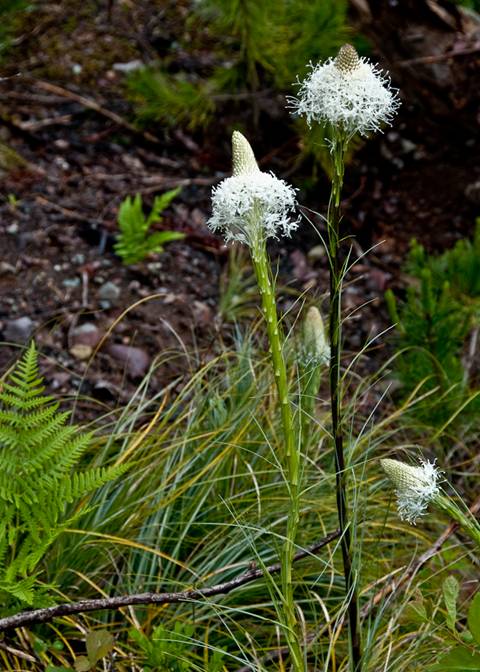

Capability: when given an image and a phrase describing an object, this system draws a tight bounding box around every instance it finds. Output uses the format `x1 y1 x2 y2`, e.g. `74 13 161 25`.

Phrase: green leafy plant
385 223 480 427
406 219 480 307
127 0 348 132
426 582 480 671
131 622 225 672
0 343 126 611
74 630 115 672
0 0 32 58
114 189 184 265
128 70 215 130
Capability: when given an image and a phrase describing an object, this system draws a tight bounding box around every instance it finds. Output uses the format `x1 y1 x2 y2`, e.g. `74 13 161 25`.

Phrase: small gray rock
107 344 151 378
4 316 34 343
62 277 81 288
98 281 121 303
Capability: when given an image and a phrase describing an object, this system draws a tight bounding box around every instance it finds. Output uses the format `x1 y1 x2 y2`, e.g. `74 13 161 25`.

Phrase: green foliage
451 0 480 11
127 0 348 131
425 588 480 670
386 223 480 427
443 575 460 631
131 622 225 672
74 630 115 672
0 343 126 611
468 591 480 647
127 69 216 130
0 0 32 58
406 219 480 309
114 189 184 265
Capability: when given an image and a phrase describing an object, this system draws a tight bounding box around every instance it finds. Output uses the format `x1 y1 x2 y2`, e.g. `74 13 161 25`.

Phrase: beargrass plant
289 43 400 670
208 130 305 669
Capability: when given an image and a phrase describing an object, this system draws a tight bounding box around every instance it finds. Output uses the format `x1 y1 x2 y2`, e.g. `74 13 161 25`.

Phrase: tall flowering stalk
290 44 400 671
208 132 305 670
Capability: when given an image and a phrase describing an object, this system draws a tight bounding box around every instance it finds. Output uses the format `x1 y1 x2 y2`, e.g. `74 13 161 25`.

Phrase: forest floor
1 0 479 420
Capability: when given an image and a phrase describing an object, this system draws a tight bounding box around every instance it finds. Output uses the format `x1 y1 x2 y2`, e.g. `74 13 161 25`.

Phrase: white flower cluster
208 131 299 246
289 44 400 139
381 458 441 525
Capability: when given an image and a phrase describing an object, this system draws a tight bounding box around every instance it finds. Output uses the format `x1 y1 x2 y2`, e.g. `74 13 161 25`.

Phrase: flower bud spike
334 44 361 74
232 131 260 176
302 306 330 367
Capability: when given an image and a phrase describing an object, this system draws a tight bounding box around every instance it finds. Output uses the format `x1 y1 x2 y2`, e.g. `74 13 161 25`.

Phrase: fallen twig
34 195 102 226
0 530 340 632
29 79 160 144
398 43 480 67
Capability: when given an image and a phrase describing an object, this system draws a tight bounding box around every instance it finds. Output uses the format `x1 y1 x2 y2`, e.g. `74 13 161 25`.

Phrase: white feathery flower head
289 44 400 139
381 458 441 525
208 131 299 246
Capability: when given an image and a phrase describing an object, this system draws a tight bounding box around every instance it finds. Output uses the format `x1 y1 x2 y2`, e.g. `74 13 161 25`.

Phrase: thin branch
28 79 160 144
398 44 480 67
0 530 340 632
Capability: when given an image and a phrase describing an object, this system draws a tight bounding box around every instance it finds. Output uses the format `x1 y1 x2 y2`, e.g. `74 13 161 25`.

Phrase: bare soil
1 0 478 420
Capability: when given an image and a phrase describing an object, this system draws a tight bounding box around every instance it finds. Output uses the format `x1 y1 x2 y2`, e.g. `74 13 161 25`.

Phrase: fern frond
0 343 128 613
114 190 183 265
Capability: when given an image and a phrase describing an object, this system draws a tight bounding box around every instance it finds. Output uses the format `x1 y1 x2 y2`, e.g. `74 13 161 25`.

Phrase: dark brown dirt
1 0 479 420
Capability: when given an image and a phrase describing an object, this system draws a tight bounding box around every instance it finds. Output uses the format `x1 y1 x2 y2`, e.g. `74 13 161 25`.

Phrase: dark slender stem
327 137 362 671
0 531 340 633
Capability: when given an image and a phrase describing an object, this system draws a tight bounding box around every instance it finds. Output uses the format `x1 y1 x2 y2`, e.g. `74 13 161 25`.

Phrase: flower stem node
208 131 299 246
381 458 441 524
289 43 400 139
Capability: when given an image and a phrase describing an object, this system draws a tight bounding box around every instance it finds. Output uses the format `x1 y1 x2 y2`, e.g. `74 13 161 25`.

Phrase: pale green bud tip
334 44 361 74
381 458 427 490
232 131 260 177
301 306 330 366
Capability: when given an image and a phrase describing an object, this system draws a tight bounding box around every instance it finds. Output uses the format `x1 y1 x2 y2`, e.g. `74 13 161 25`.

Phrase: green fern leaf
0 343 128 612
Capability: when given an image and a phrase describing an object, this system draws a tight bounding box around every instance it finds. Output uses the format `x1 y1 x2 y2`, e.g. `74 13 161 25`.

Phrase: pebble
70 344 93 360
62 277 81 288
107 344 151 378
4 316 34 343
98 281 121 303
192 300 213 327
71 322 102 348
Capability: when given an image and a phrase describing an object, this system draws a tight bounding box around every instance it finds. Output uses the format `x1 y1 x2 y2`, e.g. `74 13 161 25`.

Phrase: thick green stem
250 237 304 672
327 137 362 671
